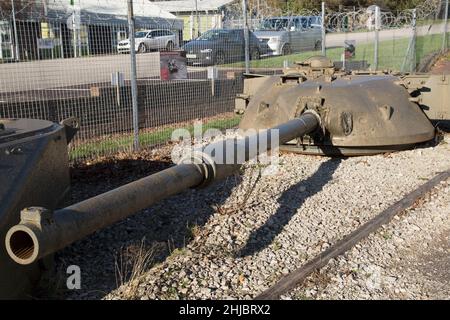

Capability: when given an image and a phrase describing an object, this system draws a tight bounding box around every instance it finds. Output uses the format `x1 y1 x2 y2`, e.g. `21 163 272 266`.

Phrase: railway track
256 169 450 300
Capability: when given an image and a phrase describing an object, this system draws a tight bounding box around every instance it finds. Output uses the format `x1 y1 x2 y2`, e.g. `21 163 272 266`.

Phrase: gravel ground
44 132 450 300
285 176 450 300
64 133 448 301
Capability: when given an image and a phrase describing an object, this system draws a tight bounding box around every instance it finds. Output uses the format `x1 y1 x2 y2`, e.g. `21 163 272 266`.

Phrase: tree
378 0 424 11
0 0 39 19
245 0 428 13
285 0 321 12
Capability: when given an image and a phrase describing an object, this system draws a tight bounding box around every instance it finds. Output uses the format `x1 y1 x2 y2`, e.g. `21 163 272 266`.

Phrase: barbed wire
324 0 442 32
223 0 443 32
0 0 445 34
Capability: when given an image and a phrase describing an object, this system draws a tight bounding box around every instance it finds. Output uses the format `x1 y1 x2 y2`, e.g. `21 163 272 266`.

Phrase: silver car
117 29 178 54
253 16 322 56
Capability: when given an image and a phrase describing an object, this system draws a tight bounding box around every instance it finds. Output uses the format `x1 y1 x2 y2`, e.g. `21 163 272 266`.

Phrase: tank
2 56 449 299
237 56 442 156
0 118 78 299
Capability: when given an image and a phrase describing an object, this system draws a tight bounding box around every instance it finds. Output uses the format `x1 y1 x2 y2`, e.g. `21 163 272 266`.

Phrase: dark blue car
183 29 271 66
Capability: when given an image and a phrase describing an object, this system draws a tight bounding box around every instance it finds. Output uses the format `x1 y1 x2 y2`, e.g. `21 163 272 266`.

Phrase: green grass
417 19 445 27
413 32 450 65
227 32 450 72
70 115 242 160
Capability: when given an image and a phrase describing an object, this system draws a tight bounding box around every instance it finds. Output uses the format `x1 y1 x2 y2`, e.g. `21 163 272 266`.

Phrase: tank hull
0 119 71 299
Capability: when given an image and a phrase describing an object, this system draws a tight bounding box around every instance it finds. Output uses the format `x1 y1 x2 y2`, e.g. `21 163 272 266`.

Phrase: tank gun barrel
5 113 320 266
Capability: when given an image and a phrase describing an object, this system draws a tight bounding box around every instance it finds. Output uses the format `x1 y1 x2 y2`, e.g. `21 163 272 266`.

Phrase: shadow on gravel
41 157 242 300
238 158 343 258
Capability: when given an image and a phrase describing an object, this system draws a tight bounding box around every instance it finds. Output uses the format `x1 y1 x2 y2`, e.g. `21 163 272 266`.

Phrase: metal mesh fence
0 0 448 162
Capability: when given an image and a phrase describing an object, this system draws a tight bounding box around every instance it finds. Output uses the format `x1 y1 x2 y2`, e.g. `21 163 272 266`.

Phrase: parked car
308 16 323 29
182 29 271 66
117 29 178 54
253 16 322 56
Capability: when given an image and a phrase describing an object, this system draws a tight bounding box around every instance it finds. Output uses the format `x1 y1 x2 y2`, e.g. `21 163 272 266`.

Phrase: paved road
0 52 161 94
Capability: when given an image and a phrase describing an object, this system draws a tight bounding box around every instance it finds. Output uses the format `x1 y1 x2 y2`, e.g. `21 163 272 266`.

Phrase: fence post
442 0 449 52
11 0 20 61
374 5 380 71
257 0 260 19
195 0 200 38
412 8 417 73
242 0 250 73
70 1 77 58
401 9 417 73
322 2 326 56
127 0 140 151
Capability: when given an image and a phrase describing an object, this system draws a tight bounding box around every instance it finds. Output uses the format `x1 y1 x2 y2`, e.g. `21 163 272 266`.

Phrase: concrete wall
0 78 243 139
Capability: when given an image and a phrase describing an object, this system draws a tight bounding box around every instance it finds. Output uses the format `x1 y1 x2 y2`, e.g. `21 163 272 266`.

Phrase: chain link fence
0 0 448 162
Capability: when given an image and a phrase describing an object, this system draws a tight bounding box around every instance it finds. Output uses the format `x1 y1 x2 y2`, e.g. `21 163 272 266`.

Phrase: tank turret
238 56 438 156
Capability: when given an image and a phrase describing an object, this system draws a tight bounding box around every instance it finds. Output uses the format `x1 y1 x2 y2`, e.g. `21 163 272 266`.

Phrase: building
152 0 236 42
0 0 183 61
